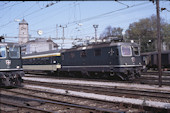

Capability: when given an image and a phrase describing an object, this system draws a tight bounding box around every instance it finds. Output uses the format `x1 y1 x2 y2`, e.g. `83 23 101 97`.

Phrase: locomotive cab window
133 47 140 56
0 46 6 58
121 45 132 56
9 45 20 58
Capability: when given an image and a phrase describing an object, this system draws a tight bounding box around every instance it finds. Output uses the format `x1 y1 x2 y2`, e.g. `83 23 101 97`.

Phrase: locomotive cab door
108 47 120 76
80 50 87 75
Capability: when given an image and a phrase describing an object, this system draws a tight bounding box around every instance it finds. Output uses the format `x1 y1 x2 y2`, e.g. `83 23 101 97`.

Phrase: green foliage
99 15 170 52
125 15 170 52
100 26 123 39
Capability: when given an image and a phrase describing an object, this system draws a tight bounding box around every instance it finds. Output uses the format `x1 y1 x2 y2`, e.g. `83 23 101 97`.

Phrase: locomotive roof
61 42 139 53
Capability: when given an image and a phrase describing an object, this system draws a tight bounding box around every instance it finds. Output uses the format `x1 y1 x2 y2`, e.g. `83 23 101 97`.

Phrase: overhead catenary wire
1 1 168 44
30 2 79 29
32 1 149 38
64 2 149 28
0 1 23 11
0 2 58 30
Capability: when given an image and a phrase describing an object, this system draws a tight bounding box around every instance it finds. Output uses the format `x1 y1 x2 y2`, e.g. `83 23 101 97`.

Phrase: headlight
16 66 20 69
56 64 61 69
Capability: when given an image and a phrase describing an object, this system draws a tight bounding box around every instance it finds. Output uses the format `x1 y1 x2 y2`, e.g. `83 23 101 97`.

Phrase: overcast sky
0 1 169 48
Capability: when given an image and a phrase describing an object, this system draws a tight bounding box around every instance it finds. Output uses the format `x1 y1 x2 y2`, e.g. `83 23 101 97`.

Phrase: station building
18 19 58 54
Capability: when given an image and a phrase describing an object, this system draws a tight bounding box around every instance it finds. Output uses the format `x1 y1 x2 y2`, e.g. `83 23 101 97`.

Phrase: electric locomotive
0 42 24 86
60 41 143 80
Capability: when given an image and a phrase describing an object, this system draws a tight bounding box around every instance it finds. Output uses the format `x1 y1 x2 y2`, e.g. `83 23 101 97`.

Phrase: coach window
0 46 6 58
81 50 86 57
94 49 101 56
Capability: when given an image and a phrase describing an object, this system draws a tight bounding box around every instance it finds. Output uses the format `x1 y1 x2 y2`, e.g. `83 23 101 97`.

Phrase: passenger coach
22 50 61 73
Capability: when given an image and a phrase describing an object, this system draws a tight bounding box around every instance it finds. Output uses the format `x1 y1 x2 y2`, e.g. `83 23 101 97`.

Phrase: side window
80 50 86 57
94 49 101 56
115 49 119 56
133 47 140 56
70 52 75 58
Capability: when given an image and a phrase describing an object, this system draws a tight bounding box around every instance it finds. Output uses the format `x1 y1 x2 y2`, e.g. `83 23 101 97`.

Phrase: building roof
25 38 59 47
19 19 28 25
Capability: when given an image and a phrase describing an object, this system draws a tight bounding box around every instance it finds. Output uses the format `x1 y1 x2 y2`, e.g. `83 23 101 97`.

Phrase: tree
100 26 123 40
125 15 170 52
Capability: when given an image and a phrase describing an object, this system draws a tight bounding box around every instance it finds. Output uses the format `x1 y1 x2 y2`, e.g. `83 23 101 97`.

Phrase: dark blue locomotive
60 42 143 80
0 42 24 86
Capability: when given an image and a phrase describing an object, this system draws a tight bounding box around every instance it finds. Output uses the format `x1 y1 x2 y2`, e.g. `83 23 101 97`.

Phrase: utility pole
93 24 98 42
156 0 162 87
56 24 58 39
59 25 67 49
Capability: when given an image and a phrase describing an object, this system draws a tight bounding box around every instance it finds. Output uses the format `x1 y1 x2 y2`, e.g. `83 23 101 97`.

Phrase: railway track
137 71 170 85
1 86 170 113
23 77 170 111
24 80 170 103
0 88 138 113
142 71 170 76
0 94 57 113
2 73 168 112
25 71 170 86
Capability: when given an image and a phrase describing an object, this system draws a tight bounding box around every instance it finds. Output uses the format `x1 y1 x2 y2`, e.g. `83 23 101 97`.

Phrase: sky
0 1 169 49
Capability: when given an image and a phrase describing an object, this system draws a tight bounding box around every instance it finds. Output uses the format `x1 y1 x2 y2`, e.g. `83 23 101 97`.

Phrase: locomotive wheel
135 72 141 78
13 77 22 86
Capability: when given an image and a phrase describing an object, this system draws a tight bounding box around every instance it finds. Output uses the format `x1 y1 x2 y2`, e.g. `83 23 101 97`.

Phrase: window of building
49 44 52 50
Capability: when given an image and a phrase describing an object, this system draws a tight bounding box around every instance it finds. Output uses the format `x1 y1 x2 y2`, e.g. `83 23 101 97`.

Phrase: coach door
80 50 87 74
51 56 56 71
